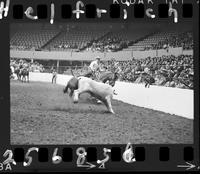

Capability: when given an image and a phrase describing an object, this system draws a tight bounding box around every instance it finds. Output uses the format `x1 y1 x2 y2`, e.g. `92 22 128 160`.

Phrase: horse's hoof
109 110 115 114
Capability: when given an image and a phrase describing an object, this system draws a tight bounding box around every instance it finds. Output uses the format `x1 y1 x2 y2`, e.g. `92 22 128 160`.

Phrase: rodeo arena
10 23 194 144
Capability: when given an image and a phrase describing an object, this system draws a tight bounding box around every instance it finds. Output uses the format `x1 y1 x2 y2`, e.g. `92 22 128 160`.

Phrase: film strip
0 0 199 173
0 145 198 171
0 0 198 22
9 2 194 22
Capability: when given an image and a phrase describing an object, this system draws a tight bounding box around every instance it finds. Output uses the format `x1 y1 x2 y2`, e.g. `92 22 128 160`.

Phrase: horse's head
63 85 68 94
63 77 79 97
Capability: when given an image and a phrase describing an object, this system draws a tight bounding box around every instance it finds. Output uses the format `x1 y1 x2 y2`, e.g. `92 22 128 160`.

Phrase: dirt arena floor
10 80 193 144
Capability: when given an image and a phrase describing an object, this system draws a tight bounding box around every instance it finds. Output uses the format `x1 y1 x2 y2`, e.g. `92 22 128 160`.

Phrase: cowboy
84 56 101 79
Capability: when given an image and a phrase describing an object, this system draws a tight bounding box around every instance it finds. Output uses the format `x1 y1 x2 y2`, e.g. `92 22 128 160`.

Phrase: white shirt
10 66 14 73
144 67 150 73
89 60 99 72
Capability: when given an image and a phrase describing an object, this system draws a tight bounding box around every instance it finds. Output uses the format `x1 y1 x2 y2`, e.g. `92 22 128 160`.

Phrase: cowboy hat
95 56 101 60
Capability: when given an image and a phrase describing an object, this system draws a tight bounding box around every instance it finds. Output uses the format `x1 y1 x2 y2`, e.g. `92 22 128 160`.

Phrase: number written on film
0 143 136 170
0 149 16 171
97 148 111 169
23 147 39 167
122 142 136 163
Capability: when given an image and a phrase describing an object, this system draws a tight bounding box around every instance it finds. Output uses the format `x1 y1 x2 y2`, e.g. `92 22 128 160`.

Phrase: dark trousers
52 75 57 83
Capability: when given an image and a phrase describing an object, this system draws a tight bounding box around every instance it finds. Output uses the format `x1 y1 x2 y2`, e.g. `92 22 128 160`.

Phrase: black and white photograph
10 22 193 145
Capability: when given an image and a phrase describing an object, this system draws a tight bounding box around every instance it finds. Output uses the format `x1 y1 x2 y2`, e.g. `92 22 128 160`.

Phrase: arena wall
10 47 192 61
27 72 193 120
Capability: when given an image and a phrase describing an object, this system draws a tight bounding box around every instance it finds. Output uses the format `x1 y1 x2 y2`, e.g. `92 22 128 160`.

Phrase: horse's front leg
73 89 81 103
69 89 74 97
104 95 115 114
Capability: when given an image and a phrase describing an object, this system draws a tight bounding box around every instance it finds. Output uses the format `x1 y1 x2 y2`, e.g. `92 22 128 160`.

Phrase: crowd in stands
87 36 129 52
10 54 194 90
10 23 194 89
64 54 193 89
53 43 78 50
10 24 193 52
10 45 33 50
100 54 193 89
10 59 45 72
49 35 130 52
147 32 193 50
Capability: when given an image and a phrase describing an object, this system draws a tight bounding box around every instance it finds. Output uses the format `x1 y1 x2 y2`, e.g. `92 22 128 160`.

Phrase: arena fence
10 48 193 61
22 72 193 120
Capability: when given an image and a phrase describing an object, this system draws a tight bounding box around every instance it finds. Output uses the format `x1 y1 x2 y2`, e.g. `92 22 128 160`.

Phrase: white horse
63 76 117 114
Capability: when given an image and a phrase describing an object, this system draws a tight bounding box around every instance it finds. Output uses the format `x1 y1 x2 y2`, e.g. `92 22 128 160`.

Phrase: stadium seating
10 23 60 50
126 30 193 51
10 29 60 50
10 23 194 89
44 24 110 51
10 23 193 52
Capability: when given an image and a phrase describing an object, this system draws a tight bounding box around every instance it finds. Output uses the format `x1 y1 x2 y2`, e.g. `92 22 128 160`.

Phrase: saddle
84 71 100 81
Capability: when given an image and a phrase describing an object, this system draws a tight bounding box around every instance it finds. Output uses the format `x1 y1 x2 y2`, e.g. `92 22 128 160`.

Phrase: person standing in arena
52 69 57 84
84 56 101 80
23 61 29 69
19 59 24 69
10 65 14 79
